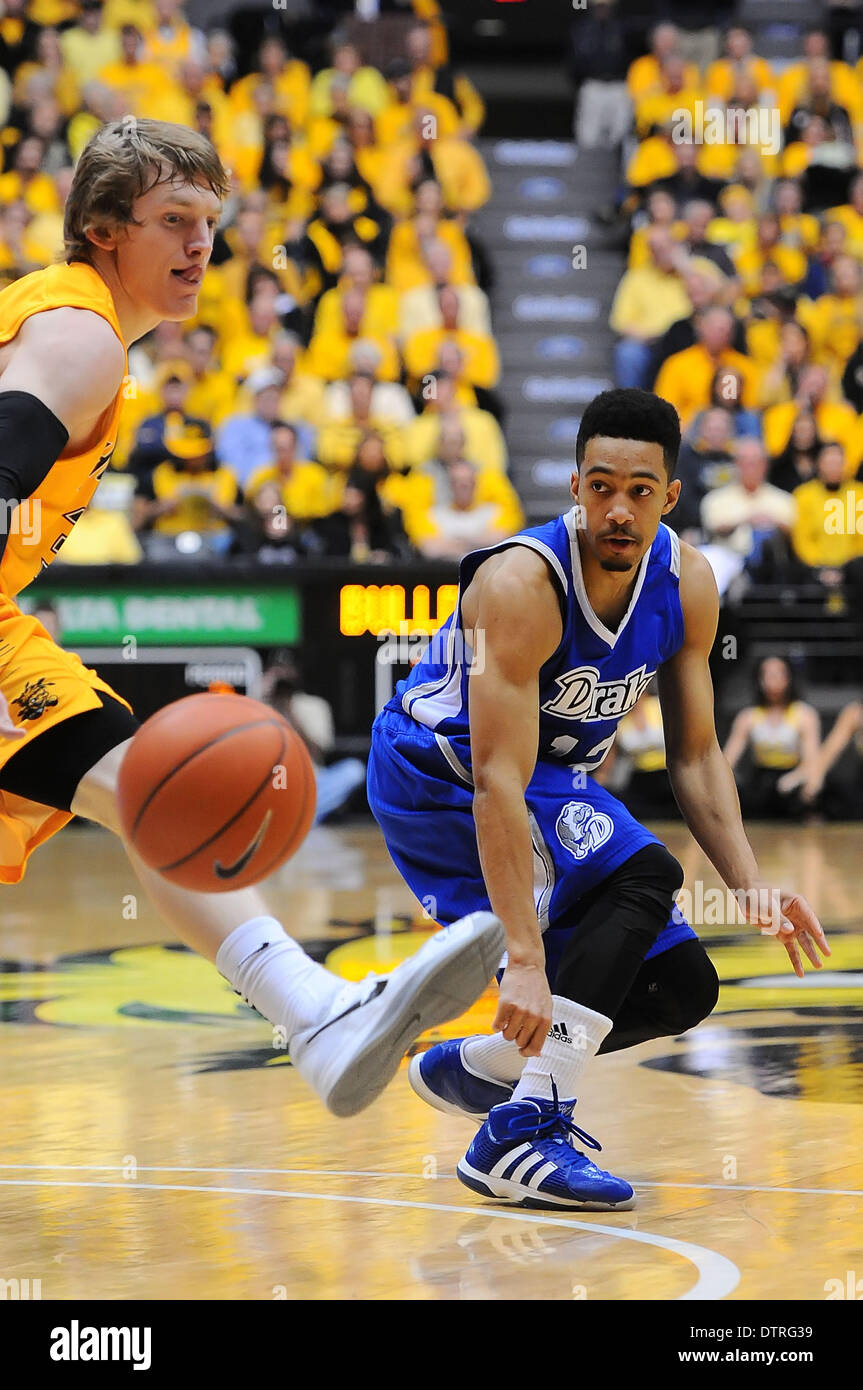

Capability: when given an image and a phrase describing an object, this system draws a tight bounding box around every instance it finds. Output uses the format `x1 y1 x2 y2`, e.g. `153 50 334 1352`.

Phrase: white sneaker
290 912 505 1118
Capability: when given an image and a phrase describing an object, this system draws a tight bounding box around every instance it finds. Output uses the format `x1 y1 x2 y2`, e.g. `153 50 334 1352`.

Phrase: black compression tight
553 843 685 1019
597 938 720 1053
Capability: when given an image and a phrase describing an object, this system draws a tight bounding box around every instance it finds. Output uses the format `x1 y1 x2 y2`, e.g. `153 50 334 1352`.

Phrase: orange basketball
116 692 316 892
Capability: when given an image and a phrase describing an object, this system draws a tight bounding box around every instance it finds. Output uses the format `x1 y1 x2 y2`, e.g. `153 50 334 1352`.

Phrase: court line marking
0 1163 859 1198
0 1176 739 1301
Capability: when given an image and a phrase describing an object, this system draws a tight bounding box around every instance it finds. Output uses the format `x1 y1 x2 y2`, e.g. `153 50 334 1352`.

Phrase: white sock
462 1032 525 1083
512 996 612 1103
215 916 342 1042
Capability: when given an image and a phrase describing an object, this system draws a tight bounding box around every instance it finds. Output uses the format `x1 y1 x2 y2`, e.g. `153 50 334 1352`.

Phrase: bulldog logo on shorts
12 677 59 721
556 800 613 860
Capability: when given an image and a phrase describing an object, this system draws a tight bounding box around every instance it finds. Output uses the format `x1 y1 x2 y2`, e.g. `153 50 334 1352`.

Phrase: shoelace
505 1080 602 1154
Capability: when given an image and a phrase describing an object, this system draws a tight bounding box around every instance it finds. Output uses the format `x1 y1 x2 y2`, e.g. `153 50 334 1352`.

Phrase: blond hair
64 117 229 264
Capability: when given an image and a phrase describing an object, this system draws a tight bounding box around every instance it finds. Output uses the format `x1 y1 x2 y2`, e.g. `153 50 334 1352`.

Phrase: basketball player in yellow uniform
0 117 504 1117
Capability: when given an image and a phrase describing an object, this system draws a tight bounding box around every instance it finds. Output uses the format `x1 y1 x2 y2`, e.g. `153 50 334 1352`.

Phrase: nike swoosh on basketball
214 810 273 880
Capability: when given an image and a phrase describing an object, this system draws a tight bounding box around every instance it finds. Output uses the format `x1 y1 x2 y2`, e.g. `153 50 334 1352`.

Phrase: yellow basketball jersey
0 261 127 599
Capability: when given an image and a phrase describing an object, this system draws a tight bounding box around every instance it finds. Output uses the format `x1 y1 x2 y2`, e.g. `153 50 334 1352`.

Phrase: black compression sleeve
0 390 70 497
0 391 70 563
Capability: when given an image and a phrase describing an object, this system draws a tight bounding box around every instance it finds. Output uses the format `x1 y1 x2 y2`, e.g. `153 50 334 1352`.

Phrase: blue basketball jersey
388 508 685 780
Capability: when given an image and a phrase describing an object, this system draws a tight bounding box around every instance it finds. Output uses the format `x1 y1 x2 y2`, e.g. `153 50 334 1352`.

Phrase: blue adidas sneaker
457 1084 636 1211
408 1038 516 1120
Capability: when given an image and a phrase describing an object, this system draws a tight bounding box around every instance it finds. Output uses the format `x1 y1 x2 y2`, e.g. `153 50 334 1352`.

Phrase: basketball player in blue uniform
367 389 829 1209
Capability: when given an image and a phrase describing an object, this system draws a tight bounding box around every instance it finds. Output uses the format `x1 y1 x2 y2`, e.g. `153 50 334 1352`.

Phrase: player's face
573 436 681 574
111 176 222 323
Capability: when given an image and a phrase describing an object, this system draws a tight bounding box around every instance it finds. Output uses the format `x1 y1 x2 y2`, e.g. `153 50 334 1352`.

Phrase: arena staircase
472 140 624 524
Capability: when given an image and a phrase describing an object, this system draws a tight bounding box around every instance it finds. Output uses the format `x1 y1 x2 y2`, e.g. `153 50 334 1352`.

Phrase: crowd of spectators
0 0 523 565
603 19 863 600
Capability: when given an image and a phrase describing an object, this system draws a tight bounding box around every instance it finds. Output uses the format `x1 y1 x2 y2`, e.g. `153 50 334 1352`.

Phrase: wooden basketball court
0 818 860 1301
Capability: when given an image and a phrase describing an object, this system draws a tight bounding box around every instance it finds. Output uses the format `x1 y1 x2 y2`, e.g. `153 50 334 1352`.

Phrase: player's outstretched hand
494 962 553 1058
740 884 831 979
0 690 26 740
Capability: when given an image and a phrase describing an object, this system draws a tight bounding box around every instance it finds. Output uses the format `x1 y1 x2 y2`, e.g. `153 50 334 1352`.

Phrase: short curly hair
63 117 229 264
576 388 681 478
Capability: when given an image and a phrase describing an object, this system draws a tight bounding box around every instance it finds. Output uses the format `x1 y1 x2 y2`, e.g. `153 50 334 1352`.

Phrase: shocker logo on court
11 677 58 721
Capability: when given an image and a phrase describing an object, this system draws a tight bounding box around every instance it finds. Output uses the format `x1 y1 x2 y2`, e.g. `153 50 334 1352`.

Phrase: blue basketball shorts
367 705 696 987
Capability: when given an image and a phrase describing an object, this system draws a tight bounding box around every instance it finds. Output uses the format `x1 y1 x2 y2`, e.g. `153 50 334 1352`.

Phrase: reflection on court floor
0 821 860 1300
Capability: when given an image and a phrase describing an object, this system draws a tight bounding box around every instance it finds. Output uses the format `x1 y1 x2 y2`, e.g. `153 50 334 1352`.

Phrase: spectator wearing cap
215 367 285 486
244 421 333 526
132 415 244 559
124 363 192 477
60 0 120 85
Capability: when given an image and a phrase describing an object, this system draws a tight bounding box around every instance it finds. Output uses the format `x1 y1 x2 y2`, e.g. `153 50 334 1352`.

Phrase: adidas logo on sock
548 1020 572 1045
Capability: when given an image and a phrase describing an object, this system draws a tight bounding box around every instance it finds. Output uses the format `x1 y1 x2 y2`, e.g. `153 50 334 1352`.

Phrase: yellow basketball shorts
0 595 138 883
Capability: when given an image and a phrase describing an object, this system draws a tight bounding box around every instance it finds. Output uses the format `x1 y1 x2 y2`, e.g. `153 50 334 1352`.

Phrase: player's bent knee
660 944 720 1035
70 738 134 836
